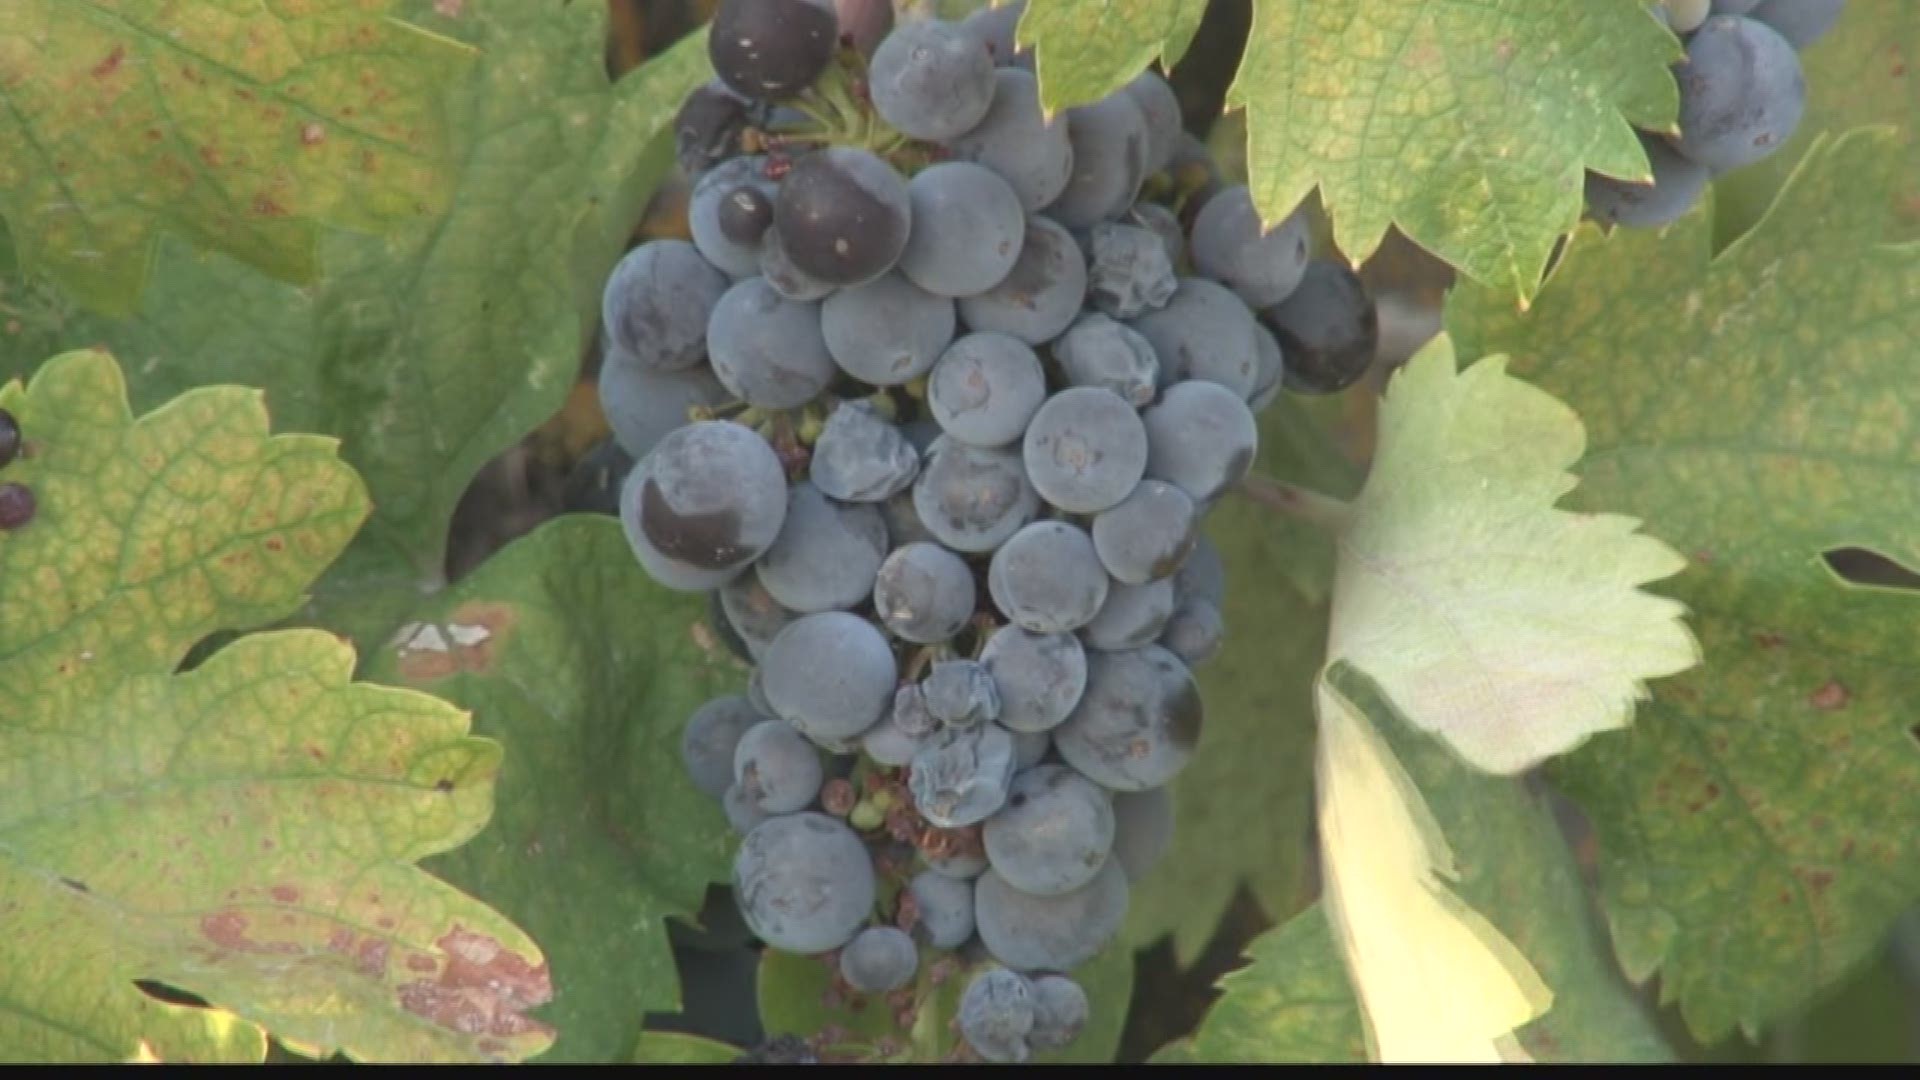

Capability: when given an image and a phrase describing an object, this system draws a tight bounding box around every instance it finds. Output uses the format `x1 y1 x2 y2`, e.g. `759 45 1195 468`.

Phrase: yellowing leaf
1313 667 1550 1063
1330 336 1698 774
0 1 471 314
0 351 547 1062
1016 0 1203 111
1227 0 1679 300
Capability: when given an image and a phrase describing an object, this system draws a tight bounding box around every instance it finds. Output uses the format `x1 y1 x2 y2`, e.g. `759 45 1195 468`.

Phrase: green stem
1238 472 1353 533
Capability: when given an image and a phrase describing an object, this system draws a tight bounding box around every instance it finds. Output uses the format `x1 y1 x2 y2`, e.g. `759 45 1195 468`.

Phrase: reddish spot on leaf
1684 782 1721 814
1808 680 1851 711
1692 549 1714 564
357 937 391 978
395 926 552 1046
92 46 126 79
270 885 300 903
301 123 326 147
201 910 299 955
252 194 289 218
408 953 437 973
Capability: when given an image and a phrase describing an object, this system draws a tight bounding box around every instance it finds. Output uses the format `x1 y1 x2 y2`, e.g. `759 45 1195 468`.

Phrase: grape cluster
602 0 1377 1062
1586 0 1838 229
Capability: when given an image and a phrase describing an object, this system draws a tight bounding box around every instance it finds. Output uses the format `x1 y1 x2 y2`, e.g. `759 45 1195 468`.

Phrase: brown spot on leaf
408 953 437 973
92 46 125 79
252 194 289 218
59 876 89 894
356 937 391 978
435 778 455 793
270 885 300 903
1753 631 1786 650
201 910 299 955
301 123 326 146
1809 680 1851 711
397 927 553 1046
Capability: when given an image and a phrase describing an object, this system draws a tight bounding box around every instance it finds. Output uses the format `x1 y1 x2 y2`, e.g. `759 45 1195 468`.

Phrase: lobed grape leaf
1015 0 1204 112
1446 128 1920 1043
0 0 471 315
1122 395 1357 962
1158 668 1669 1062
1227 0 1679 302
0 350 548 1062
365 516 742 1063
1714 0 1920 243
756 935 1132 1064
1328 336 1699 775
0 0 713 650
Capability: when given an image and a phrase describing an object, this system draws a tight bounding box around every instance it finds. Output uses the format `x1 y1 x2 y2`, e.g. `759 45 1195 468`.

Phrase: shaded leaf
1167 669 1669 1063
1447 128 1920 1042
0 351 547 1062
366 516 742 1062
0 1 470 314
0 1 714 650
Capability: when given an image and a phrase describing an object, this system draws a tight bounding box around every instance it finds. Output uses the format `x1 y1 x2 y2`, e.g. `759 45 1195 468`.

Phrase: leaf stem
1238 473 1353 532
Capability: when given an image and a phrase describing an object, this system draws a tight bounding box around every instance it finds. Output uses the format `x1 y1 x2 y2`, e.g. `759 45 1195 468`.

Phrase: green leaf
0 1 471 315
1714 0 1920 243
1330 336 1698 774
1123 396 1355 962
1445 128 1920 1042
1016 0 1203 112
0 1 715 650
0 350 548 1062
632 1031 739 1063
756 937 1133 1063
1227 0 1679 301
365 516 743 1062
1166 668 1670 1063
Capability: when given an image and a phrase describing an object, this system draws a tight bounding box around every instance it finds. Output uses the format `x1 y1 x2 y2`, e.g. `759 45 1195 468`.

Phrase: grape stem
1238 473 1353 533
